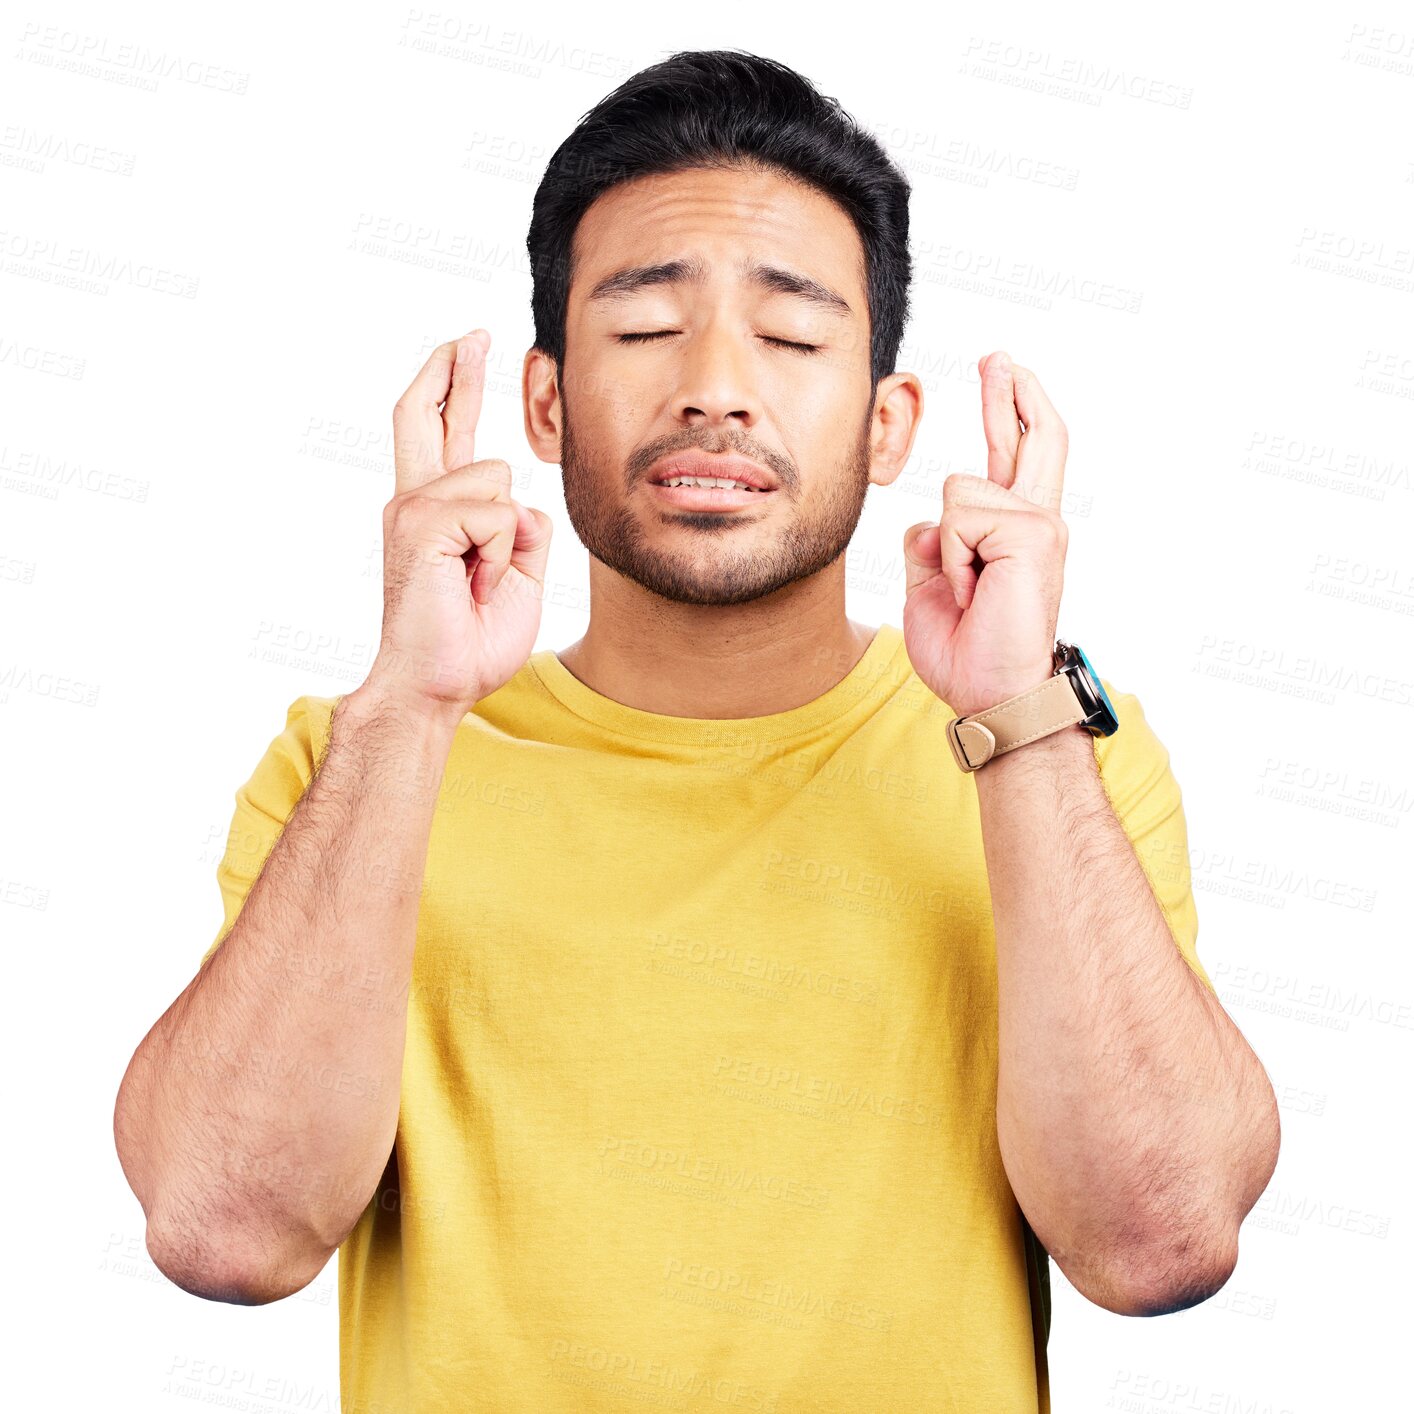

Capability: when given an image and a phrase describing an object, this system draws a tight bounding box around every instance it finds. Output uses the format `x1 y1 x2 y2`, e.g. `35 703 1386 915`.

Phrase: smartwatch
946 639 1120 773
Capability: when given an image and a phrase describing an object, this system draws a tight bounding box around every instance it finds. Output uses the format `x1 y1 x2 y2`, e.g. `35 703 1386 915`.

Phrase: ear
523 346 563 463
866 370 924 488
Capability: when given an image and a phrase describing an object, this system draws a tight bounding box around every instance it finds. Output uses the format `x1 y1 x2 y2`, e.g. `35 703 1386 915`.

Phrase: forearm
114 681 461 1300
975 727 1280 1315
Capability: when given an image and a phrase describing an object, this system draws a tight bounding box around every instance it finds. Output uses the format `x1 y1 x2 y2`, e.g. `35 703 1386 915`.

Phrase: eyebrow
585 255 853 317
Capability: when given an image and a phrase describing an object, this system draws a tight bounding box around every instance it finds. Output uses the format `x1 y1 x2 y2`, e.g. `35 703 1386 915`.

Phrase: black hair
526 49 912 395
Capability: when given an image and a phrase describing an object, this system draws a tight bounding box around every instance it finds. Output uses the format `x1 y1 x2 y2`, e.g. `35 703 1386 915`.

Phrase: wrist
946 640 1117 773
345 677 470 738
948 657 1056 721
971 717 1096 786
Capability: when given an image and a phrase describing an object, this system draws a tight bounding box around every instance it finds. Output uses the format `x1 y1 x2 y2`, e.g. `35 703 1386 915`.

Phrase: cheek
772 350 861 415
566 356 633 417
587 361 660 429
772 374 861 456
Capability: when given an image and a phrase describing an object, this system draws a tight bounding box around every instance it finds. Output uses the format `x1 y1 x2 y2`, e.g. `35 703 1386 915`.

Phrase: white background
5 2 1411 1410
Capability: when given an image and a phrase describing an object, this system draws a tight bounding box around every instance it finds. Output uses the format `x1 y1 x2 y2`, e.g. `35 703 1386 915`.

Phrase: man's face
554 165 878 607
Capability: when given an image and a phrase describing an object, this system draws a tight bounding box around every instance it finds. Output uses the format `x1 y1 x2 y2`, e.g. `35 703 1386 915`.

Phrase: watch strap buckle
946 672 1090 772
947 716 996 772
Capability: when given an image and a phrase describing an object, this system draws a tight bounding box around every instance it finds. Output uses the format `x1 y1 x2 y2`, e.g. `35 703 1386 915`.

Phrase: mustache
629 433 793 488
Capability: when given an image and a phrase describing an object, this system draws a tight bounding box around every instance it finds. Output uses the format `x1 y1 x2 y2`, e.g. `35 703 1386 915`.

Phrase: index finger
393 339 460 495
979 351 1021 488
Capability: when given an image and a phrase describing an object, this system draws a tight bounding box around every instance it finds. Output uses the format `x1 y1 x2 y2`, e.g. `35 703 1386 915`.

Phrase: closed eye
615 331 821 355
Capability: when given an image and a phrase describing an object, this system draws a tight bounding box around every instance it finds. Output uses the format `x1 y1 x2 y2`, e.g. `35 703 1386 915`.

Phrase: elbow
145 1210 334 1306
1088 1229 1240 1318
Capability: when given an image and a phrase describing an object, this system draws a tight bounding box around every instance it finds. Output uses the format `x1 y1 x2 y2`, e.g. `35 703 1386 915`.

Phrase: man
114 48 1280 1413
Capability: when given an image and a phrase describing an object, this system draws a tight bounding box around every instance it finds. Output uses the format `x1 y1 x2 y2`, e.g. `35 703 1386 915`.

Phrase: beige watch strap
946 670 1088 772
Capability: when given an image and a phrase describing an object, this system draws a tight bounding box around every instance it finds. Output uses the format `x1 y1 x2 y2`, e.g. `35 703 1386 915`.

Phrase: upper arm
200 696 335 968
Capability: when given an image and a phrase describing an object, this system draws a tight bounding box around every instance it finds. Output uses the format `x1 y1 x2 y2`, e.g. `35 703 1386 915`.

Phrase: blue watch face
1072 644 1120 736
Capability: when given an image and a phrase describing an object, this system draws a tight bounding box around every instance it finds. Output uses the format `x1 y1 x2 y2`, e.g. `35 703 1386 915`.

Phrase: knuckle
464 461 513 495
944 472 985 508
477 504 517 554
393 491 434 520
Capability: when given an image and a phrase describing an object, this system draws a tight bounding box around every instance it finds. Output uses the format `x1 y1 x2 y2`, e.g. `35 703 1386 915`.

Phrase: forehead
569 165 866 313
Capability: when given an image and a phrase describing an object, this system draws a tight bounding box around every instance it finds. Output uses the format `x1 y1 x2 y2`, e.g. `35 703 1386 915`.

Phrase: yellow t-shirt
202 623 1213 1413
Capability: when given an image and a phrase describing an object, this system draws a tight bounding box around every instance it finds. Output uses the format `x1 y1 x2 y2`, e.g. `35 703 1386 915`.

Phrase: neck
555 571 877 719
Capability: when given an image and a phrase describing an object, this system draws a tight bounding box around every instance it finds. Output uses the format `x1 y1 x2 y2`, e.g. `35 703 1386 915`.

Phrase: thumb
903 521 942 600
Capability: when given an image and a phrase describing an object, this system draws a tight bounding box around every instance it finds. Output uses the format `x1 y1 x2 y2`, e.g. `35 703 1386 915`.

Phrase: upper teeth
659 476 765 491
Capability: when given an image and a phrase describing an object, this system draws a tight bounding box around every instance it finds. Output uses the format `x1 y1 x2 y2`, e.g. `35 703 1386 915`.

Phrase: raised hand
901 351 1069 718
365 330 554 721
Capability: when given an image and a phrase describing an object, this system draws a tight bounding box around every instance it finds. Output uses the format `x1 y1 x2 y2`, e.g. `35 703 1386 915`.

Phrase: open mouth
648 476 777 511
653 475 773 492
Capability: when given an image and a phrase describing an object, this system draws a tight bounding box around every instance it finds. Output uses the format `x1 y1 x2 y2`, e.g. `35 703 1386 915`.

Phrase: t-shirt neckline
528 624 905 744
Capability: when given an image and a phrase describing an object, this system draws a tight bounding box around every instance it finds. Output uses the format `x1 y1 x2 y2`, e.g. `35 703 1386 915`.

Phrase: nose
670 319 761 430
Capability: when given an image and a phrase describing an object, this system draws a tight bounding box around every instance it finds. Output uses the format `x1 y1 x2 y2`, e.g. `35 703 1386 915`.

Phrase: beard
557 378 875 608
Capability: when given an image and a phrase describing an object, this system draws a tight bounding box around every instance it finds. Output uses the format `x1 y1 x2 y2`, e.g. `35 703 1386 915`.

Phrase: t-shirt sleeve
1091 681 1216 996
200 696 335 968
